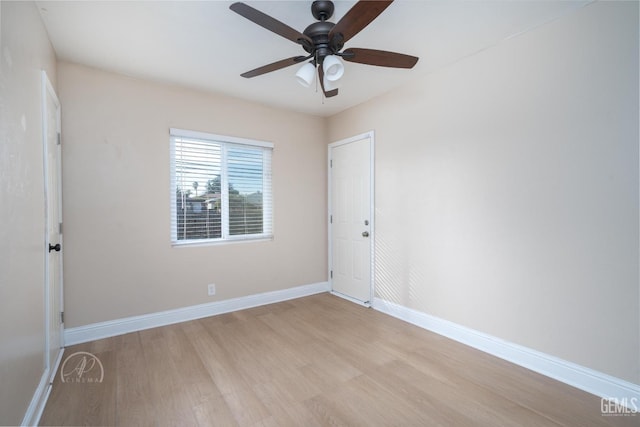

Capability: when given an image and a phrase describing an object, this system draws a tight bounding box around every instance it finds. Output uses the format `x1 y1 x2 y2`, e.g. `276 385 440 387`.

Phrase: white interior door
329 133 373 304
43 71 63 380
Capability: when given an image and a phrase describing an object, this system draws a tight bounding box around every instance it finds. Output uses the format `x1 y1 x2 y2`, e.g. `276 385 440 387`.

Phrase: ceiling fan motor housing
303 21 335 61
311 1 334 21
302 1 347 62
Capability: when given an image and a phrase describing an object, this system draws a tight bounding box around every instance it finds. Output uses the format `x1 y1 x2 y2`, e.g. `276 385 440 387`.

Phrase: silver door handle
362 231 369 237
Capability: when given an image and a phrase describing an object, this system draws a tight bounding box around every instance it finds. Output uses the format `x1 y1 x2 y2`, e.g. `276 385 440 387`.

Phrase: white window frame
170 128 273 246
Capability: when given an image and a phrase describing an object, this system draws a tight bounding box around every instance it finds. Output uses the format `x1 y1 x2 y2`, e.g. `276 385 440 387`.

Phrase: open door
42 71 64 381
329 132 374 305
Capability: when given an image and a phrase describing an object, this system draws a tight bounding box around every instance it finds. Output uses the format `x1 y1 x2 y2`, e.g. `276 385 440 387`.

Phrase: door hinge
330 215 332 224
59 222 63 234
330 159 332 167
330 270 333 279
57 132 61 145
60 311 64 323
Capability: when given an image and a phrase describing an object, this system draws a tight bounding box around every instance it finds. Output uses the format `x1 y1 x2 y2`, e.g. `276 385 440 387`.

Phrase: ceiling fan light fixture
322 55 344 81
295 62 316 87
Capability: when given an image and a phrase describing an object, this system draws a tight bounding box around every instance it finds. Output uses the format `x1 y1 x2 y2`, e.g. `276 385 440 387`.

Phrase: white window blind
170 128 273 245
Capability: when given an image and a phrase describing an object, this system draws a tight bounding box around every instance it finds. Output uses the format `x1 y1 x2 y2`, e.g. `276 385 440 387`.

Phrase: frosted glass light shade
322 55 344 81
295 63 316 87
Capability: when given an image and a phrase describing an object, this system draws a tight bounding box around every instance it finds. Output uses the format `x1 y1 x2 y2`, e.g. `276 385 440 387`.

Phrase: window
170 128 273 245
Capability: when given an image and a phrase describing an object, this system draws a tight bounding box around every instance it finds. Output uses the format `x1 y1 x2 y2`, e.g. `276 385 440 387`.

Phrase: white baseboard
64 282 330 346
22 348 64 426
21 370 49 427
373 297 640 408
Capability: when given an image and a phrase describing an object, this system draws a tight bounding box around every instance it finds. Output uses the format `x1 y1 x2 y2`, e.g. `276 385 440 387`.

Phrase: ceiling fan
229 0 419 98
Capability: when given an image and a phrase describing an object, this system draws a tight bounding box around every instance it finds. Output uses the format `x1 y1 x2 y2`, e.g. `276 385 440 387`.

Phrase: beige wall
328 1 639 383
57 62 328 328
0 1 58 425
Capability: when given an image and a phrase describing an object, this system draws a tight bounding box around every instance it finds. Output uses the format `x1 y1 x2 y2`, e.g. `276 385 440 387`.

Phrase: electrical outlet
207 284 216 296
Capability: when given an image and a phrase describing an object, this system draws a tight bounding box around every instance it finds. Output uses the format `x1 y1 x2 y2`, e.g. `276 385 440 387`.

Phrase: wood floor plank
252 380 324 427
164 324 222 405
181 320 251 396
115 333 154 427
408 344 615 427
221 386 272 426
192 395 239 427
303 393 360 427
371 358 562 426
257 311 318 346
138 328 200 426
40 293 635 426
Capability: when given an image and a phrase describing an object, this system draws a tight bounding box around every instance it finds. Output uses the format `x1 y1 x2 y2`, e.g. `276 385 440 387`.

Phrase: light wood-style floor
40 293 635 426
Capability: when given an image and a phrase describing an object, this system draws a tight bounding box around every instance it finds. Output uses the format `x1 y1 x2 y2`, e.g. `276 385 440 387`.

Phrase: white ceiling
37 0 590 117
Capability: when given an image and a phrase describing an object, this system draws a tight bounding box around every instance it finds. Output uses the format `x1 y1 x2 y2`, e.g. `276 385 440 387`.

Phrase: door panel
330 135 372 303
43 71 63 379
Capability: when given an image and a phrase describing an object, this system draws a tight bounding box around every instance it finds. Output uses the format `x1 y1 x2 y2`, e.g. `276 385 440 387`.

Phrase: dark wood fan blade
318 64 338 98
230 2 312 46
240 56 307 79
241 56 308 78
329 1 394 45
342 48 418 68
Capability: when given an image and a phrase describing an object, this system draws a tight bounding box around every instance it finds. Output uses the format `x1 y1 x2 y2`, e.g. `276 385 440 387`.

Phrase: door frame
327 131 375 306
42 70 64 383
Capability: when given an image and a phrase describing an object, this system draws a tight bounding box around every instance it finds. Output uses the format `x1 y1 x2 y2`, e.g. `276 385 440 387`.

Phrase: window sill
171 235 274 248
